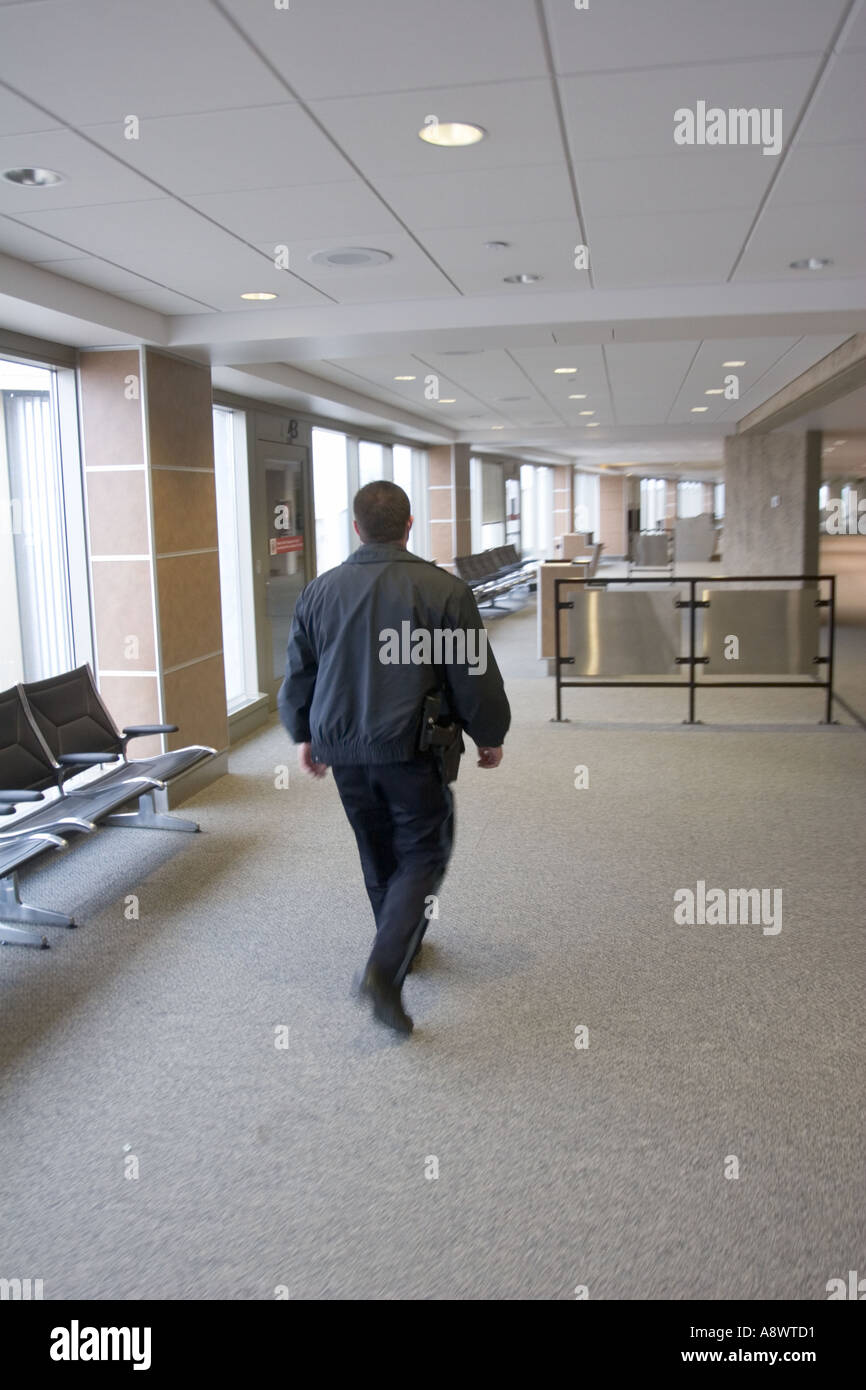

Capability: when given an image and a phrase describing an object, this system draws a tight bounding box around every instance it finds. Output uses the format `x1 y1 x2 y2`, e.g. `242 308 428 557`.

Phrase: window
213 407 258 709
393 444 429 556
312 427 350 573
520 464 536 556
536 466 554 557
677 480 704 518
470 457 505 552
714 482 725 520
574 471 600 537
640 478 666 531
0 359 88 687
359 440 387 488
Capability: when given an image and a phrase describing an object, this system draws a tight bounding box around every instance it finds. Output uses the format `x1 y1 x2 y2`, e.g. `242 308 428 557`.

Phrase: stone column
722 431 821 575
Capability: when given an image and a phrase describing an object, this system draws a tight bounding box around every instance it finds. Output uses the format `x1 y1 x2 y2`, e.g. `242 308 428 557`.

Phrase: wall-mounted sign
269 536 304 555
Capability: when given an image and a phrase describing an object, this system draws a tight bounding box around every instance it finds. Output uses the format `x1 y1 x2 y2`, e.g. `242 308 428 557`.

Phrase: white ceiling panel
588 207 757 289
677 338 800 411
0 129 157 212
839 3 866 50
185 182 402 244
416 222 587 296
769 141 866 205
606 341 699 402
35 256 217 314
795 52 866 145
377 164 574 232
545 0 848 72
575 149 774 218
308 80 564 179
0 216 91 262
713 335 850 418
82 105 356 196
0 85 63 136
258 234 458 304
15 199 333 309
733 200 866 281
224 0 548 100
559 58 818 161
0 0 287 123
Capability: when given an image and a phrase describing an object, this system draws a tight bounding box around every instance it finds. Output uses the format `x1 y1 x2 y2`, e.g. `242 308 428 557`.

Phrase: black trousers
331 756 455 987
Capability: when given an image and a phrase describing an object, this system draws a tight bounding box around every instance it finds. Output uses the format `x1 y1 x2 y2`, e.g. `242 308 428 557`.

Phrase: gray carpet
1 598 864 1300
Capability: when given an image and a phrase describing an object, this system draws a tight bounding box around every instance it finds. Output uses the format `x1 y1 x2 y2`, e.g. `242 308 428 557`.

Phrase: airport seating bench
454 545 537 606
0 666 215 949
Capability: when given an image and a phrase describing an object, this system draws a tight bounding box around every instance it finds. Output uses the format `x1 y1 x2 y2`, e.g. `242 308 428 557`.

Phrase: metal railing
553 574 836 725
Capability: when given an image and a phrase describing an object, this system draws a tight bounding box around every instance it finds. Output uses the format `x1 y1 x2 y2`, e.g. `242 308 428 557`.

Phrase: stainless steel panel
699 588 820 675
635 532 670 567
567 588 686 676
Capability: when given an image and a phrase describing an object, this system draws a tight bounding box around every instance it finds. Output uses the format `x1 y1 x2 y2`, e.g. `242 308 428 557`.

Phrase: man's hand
476 746 503 769
298 742 328 779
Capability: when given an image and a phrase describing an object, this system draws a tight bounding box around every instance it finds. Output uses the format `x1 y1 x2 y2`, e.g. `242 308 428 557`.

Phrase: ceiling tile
185 182 402 243
35 256 217 313
377 164 574 232
769 141 866 205
732 200 866 280
0 0 287 123
258 233 458 304
575 149 774 218
0 128 158 213
308 80 564 178
588 206 756 288
559 58 818 161
545 0 848 72
796 52 866 145
82 105 356 196
224 0 548 99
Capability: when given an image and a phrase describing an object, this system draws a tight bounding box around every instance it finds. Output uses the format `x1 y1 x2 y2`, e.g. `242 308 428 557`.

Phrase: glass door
253 440 311 696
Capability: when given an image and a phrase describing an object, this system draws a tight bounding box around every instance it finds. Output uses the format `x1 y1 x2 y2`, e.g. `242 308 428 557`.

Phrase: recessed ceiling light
586 421 600 428
691 406 709 412
309 247 392 268
498 395 530 402
2 166 63 186
789 256 832 271
394 375 416 380
705 388 724 395
554 367 578 375
440 349 483 356
483 241 510 252
568 393 587 400
418 121 486 147
438 398 456 404
579 410 595 416
834 439 847 445
723 360 746 367
503 273 540 284
240 291 277 300
491 425 505 430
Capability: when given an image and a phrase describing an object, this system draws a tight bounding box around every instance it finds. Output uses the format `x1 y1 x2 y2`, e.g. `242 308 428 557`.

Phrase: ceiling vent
309 247 392 268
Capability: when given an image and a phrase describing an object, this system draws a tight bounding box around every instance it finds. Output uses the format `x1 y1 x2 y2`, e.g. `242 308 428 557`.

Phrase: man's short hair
353 480 411 543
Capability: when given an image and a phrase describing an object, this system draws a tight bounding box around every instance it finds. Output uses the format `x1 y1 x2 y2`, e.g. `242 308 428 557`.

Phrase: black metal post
687 578 697 724
825 574 836 725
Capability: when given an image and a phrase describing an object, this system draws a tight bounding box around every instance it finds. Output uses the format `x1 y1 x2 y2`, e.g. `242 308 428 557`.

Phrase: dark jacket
278 543 511 765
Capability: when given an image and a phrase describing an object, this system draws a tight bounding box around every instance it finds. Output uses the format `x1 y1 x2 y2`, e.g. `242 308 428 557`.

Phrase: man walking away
278 481 510 1036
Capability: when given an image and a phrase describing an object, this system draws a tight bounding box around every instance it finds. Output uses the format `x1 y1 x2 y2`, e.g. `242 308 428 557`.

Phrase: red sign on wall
269 536 304 555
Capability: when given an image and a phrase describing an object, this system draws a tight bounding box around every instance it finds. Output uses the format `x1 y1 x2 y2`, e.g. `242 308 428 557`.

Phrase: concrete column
553 465 573 544
722 430 821 575
79 347 228 775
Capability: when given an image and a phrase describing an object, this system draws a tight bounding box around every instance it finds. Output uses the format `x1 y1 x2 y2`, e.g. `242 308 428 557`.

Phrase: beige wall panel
598 475 627 555
163 654 228 753
95 674 162 758
428 446 452 488
91 560 156 671
145 350 215 473
86 469 149 556
156 551 223 670
79 350 143 470
430 520 453 564
429 487 453 522
151 467 219 555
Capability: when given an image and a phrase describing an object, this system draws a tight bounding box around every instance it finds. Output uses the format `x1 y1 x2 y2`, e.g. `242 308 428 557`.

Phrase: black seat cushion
0 686 59 793
22 665 120 760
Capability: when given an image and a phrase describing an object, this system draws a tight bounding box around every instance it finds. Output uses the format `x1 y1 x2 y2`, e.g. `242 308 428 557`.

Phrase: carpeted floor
1 595 864 1300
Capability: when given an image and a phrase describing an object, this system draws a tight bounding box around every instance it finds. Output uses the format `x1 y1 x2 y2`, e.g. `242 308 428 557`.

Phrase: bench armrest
0 828 67 848
119 724 178 759
0 789 44 804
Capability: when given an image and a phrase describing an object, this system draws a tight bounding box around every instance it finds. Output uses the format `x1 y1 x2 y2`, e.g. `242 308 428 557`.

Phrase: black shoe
357 964 414 1036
